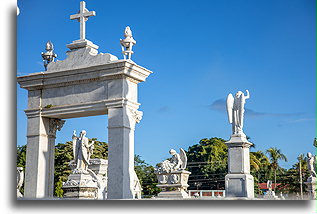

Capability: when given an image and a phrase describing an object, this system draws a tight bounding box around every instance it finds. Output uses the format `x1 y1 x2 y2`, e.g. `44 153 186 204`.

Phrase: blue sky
17 0 315 168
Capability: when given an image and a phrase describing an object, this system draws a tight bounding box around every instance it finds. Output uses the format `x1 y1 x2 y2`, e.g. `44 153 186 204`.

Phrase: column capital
48 119 65 137
129 108 143 124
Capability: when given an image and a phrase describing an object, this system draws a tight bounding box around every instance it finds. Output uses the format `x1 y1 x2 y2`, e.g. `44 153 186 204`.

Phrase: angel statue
72 130 95 173
307 152 316 177
226 90 250 136
267 180 273 191
156 148 187 173
17 167 24 198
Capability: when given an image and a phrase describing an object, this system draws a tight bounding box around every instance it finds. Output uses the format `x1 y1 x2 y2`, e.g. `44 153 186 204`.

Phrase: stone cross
70 1 95 40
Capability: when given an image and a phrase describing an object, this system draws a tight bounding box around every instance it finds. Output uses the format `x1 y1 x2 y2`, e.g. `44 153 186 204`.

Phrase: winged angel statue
226 90 250 136
156 148 187 173
72 130 94 173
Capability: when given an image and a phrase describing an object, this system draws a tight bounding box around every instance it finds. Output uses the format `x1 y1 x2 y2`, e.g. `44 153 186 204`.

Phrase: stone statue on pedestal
305 144 316 199
156 149 187 174
224 90 254 198
155 148 191 198
307 152 316 177
62 130 99 199
17 167 24 198
226 90 250 137
72 130 95 174
264 180 278 200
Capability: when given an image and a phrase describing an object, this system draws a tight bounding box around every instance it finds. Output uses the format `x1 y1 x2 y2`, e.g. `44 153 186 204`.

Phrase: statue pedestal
263 190 279 200
155 170 191 199
304 176 316 199
225 135 254 198
65 158 108 200
62 172 98 199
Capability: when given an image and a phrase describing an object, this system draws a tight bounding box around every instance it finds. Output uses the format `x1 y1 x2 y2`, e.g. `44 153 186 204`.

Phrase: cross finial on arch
70 1 96 40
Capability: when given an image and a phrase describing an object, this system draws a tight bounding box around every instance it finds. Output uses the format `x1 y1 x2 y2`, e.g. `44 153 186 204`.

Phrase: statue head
235 91 243 98
169 149 176 155
307 152 313 158
80 130 86 137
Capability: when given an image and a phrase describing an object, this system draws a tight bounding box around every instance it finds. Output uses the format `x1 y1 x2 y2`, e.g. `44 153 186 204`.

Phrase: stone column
225 135 254 198
47 119 65 197
24 113 64 199
107 106 142 199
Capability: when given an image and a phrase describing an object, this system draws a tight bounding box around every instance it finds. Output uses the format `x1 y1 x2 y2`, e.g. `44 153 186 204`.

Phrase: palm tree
266 147 288 192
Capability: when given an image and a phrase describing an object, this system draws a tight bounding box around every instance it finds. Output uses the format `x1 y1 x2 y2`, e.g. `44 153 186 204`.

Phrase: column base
225 174 254 198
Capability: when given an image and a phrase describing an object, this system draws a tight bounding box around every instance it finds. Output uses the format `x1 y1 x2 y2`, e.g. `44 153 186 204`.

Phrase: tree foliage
134 155 160 197
186 137 228 190
266 147 288 192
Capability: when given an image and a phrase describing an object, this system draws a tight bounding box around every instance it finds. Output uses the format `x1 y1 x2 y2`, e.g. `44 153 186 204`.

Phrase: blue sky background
17 0 315 168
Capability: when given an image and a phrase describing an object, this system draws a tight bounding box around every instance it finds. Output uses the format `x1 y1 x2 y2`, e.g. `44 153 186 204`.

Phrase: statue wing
226 94 234 124
72 136 78 161
179 148 187 169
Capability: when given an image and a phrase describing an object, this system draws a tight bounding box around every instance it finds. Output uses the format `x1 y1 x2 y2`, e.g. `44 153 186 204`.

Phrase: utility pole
299 156 303 199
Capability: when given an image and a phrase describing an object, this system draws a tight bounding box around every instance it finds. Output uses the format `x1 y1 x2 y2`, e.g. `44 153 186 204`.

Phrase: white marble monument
304 151 316 199
263 180 278 200
225 90 254 198
17 167 24 198
17 1 152 199
155 148 191 198
67 158 108 200
62 130 99 199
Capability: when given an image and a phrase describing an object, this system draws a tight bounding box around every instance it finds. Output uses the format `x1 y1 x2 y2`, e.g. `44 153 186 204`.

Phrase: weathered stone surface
47 47 118 72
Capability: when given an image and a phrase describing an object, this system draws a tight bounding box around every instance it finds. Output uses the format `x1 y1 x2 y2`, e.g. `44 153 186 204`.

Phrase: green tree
17 145 26 168
266 147 288 192
186 137 228 190
134 155 160 197
250 151 270 195
280 154 308 194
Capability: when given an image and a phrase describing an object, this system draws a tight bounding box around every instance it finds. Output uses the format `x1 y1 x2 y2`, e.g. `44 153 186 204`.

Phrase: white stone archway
18 36 151 199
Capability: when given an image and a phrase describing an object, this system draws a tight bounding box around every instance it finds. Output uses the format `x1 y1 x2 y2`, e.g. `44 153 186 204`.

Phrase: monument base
225 174 254 198
263 190 279 200
156 189 190 199
304 176 316 199
62 173 98 199
155 170 191 199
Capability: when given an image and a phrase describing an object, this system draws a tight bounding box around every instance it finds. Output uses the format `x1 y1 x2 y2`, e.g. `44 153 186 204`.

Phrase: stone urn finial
41 41 57 71
120 26 136 60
